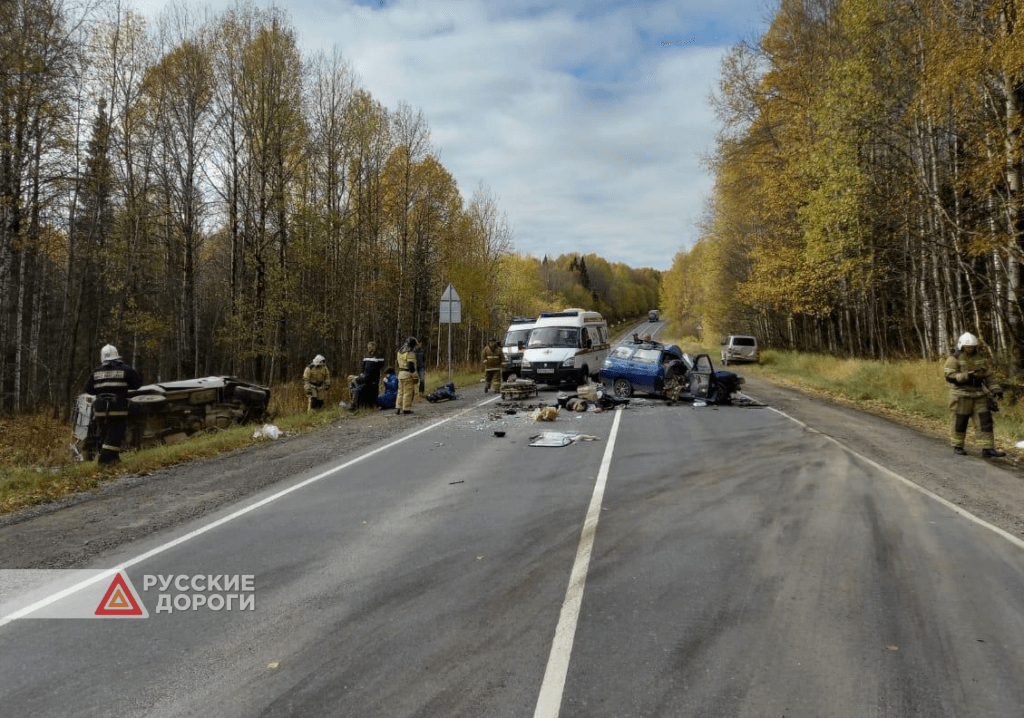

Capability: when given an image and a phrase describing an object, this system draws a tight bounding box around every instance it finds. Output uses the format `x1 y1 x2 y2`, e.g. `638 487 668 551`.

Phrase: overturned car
72 376 271 461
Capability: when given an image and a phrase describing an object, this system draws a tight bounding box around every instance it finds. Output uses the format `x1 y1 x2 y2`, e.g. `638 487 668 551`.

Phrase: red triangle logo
95 573 144 616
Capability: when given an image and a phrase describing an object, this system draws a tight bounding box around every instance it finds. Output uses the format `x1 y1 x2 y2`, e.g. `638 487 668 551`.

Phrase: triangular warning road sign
95 573 145 616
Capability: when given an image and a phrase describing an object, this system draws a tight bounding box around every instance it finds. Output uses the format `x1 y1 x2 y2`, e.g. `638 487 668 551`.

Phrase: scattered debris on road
500 379 539 400
528 431 601 447
529 406 561 421
252 424 280 440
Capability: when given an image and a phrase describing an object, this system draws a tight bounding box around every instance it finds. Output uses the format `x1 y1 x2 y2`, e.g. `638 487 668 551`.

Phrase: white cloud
139 0 767 270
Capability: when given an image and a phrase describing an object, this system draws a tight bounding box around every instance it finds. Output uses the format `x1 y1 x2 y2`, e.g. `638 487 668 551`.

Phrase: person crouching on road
483 338 502 393
85 344 143 465
944 332 1005 458
396 337 418 415
303 354 332 411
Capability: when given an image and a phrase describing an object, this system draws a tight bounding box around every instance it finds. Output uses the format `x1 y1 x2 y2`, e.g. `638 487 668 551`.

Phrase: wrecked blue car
598 338 744 404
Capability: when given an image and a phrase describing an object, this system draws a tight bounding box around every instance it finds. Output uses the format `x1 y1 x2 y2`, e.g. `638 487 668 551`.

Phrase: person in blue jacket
377 368 399 409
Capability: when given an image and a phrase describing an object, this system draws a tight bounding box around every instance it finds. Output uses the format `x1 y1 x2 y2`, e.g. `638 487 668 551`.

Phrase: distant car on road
648 310 659 322
598 337 744 403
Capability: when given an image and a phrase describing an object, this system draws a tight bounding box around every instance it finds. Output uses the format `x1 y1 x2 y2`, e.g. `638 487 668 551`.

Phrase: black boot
982 448 1006 458
953 446 966 456
396 408 402 415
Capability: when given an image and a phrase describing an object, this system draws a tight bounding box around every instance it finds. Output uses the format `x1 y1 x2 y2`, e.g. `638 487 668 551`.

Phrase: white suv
721 335 759 365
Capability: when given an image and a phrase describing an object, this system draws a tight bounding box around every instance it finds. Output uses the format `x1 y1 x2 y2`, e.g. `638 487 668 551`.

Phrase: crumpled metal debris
528 431 600 447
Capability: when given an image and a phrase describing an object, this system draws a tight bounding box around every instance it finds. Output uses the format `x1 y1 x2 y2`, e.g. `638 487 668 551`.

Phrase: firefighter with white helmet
302 354 332 411
84 344 143 465
943 332 1005 458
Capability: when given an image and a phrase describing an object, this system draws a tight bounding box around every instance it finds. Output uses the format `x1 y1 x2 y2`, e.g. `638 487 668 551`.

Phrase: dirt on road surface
2 376 1023 570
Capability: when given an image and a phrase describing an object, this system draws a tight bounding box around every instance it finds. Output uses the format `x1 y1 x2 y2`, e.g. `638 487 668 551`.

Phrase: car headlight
603 359 612 368
561 358 575 367
521 359 531 369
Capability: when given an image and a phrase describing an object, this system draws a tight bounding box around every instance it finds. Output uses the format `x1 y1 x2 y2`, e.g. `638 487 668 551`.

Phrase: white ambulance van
519 309 610 385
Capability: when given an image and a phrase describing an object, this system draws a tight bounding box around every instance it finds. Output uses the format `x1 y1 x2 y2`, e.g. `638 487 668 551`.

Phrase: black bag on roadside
426 383 458 403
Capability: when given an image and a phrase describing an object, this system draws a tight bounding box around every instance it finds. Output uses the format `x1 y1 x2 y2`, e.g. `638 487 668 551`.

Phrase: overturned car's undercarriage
72 376 271 461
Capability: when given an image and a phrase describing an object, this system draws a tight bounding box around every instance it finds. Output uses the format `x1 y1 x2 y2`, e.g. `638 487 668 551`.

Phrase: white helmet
312 354 326 366
101 344 120 362
957 332 979 350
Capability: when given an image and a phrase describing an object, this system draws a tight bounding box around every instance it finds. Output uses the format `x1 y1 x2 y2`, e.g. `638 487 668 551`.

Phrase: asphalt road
2 330 1024 716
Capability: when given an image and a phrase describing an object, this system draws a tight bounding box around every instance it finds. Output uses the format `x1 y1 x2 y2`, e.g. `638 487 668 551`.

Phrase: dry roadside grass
680 342 1024 468
0 368 479 516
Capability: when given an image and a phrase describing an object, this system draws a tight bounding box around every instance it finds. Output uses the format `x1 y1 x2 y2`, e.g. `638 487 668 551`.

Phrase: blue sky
135 0 771 270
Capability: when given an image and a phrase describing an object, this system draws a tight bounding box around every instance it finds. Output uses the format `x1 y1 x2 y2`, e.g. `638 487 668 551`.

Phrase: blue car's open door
688 354 716 400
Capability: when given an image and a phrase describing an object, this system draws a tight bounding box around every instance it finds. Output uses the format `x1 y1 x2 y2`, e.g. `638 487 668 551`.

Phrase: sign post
439 284 462 380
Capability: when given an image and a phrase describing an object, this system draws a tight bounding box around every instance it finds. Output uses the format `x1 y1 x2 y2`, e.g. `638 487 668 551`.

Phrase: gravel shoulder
2 375 1023 570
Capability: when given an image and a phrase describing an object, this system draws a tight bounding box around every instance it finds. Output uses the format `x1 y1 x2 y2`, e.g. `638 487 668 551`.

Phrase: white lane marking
0 401 491 628
534 407 623 718
763 403 1024 552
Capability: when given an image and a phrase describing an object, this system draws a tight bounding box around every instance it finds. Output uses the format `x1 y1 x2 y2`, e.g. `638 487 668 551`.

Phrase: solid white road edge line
533 407 624 718
0 400 492 628
763 402 1024 552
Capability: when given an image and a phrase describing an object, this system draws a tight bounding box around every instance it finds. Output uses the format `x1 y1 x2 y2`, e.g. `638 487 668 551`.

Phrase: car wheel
612 378 633 398
721 356 728 366
708 385 726 404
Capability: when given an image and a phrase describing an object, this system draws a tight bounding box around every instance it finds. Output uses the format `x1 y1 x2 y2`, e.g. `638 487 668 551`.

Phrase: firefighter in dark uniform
483 338 502 393
944 332 1005 458
396 337 418 415
85 344 143 465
